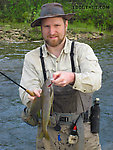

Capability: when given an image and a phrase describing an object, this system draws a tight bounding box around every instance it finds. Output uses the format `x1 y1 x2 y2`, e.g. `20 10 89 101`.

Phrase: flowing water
0 37 113 150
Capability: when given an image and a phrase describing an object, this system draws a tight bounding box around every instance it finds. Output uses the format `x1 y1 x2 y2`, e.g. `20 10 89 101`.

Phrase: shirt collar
41 42 48 57
63 37 71 54
42 37 71 57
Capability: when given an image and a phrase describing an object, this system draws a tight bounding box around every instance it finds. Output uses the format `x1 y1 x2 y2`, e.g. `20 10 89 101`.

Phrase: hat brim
31 13 75 27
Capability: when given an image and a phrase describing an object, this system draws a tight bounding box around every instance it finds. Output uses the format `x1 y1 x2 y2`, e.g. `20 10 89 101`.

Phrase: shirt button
84 89 86 92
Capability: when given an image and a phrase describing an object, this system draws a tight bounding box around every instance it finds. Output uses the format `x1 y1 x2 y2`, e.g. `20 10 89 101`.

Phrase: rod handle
26 89 35 96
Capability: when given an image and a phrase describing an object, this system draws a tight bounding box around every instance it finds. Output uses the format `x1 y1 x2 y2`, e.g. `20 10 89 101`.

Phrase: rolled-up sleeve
73 43 102 93
19 52 42 106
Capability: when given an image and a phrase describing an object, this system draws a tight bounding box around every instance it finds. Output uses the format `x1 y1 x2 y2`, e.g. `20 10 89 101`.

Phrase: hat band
40 6 65 17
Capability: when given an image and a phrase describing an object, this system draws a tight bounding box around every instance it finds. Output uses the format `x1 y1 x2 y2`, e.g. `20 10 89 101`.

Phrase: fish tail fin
39 130 44 139
44 130 50 140
39 130 50 140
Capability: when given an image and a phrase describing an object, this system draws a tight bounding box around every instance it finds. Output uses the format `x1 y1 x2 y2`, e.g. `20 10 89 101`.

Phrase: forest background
0 0 113 40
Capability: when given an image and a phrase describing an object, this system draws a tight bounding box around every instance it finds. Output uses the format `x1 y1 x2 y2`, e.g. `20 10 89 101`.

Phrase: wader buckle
59 116 69 122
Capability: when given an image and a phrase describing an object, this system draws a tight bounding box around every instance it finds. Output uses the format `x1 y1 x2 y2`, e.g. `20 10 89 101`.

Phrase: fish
39 78 54 140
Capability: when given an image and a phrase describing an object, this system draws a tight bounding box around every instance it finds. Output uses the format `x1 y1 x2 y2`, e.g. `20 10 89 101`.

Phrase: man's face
41 17 68 47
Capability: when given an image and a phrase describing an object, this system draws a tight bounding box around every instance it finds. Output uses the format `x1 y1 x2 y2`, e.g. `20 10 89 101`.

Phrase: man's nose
49 26 56 35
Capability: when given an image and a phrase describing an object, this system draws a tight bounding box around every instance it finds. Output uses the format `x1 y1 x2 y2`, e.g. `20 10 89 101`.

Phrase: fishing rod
0 71 35 96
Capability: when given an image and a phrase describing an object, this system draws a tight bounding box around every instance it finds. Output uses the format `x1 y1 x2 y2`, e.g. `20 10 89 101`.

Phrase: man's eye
55 24 60 27
45 25 49 27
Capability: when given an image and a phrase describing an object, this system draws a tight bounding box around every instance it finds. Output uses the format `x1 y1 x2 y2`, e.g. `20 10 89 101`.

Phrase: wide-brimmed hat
31 3 75 27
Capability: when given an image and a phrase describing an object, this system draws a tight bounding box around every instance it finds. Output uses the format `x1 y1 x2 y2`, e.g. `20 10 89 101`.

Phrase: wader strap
40 47 47 81
70 41 75 72
40 41 75 81
70 42 85 113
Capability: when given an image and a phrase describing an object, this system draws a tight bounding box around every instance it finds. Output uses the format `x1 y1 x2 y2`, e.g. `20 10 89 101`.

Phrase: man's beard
43 30 66 47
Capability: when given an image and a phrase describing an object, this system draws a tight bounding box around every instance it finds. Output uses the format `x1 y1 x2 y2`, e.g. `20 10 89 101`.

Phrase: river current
0 37 113 150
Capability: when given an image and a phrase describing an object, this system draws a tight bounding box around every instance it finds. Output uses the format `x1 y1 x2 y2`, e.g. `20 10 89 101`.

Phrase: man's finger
53 71 61 80
34 89 42 97
28 95 37 101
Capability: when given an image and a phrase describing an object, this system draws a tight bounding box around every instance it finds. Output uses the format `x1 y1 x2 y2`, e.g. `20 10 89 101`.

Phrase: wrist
70 72 75 85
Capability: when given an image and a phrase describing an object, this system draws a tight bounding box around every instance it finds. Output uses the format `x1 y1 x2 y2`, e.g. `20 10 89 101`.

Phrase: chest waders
39 41 92 150
40 41 92 114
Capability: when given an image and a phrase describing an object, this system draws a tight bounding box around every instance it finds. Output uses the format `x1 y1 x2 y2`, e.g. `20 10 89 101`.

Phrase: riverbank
0 23 112 43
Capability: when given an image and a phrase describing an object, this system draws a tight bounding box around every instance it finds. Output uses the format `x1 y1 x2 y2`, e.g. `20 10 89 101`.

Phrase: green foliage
68 21 98 33
0 0 113 31
69 0 113 31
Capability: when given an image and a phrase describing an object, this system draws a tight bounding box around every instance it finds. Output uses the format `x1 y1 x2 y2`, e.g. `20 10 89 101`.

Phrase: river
0 37 113 150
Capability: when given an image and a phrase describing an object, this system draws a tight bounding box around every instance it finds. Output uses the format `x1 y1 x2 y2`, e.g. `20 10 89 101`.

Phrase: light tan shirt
19 38 102 106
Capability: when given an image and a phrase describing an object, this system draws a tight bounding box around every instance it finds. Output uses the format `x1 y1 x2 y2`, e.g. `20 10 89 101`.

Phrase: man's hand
28 89 42 101
52 71 75 87
28 71 75 101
